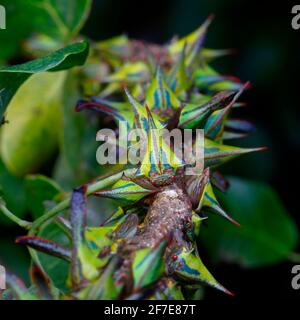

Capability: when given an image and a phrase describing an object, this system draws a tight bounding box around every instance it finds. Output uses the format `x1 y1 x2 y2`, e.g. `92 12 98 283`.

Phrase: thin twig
29 169 135 235
0 203 32 229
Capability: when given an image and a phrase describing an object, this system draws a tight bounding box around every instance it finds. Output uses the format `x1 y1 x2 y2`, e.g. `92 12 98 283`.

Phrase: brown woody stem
127 181 192 249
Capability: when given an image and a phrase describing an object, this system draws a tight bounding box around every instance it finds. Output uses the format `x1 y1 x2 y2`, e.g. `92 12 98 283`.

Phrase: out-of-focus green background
0 0 299 299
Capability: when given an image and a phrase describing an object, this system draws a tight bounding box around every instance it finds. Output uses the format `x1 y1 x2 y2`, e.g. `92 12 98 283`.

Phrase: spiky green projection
4 18 264 300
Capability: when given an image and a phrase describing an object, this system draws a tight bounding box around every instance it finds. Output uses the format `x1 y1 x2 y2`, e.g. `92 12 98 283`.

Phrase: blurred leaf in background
54 70 103 189
0 1 92 281
25 174 62 220
0 41 89 118
37 221 70 290
1 72 66 176
201 177 298 268
26 0 92 42
0 160 26 224
0 232 30 284
0 0 92 62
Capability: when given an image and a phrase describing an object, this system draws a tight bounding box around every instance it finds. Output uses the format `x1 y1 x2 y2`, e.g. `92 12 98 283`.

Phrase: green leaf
97 35 130 62
85 227 113 255
201 177 299 267
0 160 26 224
0 71 66 176
25 175 62 219
104 62 149 84
146 67 181 114
133 105 183 180
59 71 104 185
103 206 126 227
0 1 91 61
0 233 30 283
28 0 92 42
132 240 167 290
125 88 156 132
0 41 89 118
204 83 249 140
179 90 238 129
168 16 213 66
194 64 242 93
83 208 128 264
170 247 232 295
94 178 156 204
37 221 70 290
167 46 189 97
81 256 123 300
204 138 264 168
191 168 239 226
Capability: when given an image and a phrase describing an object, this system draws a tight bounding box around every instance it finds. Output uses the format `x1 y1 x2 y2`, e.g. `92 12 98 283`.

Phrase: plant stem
29 169 134 235
0 203 45 271
0 204 32 229
28 248 45 272
30 198 70 235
